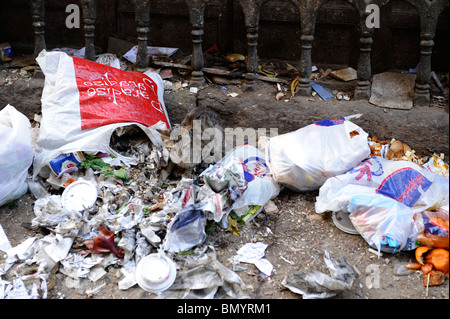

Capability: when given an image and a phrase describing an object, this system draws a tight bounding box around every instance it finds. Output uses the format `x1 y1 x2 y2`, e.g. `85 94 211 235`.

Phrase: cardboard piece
330 67 357 82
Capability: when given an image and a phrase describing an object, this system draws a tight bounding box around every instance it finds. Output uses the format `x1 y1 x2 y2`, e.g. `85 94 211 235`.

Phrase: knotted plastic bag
265 115 370 192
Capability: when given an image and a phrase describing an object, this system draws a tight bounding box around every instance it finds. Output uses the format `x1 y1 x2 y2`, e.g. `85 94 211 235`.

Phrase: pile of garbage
1 49 448 299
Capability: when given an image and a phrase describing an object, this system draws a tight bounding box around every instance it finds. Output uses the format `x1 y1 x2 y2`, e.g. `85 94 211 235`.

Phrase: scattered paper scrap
234 242 273 276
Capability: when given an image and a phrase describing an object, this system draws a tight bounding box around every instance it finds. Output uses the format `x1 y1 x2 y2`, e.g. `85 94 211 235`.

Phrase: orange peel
421 263 434 275
404 263 422 270
426 248 449 274
415 246 432 265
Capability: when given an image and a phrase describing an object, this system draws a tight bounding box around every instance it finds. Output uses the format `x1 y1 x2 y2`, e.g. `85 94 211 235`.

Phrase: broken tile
369 72 416 110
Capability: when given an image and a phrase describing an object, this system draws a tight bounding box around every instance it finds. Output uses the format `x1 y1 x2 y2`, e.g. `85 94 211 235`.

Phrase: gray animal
170 107 225 173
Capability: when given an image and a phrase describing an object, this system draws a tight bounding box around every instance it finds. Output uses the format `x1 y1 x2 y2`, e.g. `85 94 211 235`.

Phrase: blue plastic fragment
310 81 334 101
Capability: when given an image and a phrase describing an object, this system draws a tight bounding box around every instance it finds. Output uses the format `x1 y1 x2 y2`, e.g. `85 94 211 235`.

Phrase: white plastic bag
229 144 280 221
198 157 247 223
33 50 171 179
0 105 34 206
201 144 280 224
315 156 449 214
265 115 370 192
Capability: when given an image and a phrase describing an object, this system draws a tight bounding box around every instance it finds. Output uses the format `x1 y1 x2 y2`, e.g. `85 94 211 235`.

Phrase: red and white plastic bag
33 50 171 178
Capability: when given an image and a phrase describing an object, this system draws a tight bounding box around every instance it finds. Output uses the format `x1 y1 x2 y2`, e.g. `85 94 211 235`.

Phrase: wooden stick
150 60 289 84
151 61 193 70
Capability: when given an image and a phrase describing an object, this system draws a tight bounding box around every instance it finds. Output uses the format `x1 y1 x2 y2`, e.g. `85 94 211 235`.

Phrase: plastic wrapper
266 115 370 192
158 246 249 299
0 105 34 206
163 203 207 253
281 251 358 299
413 206 449 249
0 43 13 62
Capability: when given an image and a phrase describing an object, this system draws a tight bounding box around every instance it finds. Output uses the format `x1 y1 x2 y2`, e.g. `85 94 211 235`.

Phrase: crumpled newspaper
157 246 250 299
281 251 358 299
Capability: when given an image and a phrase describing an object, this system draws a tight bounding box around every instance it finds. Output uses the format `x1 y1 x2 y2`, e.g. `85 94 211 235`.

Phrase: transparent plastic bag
347 194 418 252
201 144 280 224
316 156 449 214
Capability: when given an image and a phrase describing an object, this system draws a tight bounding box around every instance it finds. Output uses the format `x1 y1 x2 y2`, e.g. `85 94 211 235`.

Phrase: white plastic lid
135 253 176 294
61 180 98 212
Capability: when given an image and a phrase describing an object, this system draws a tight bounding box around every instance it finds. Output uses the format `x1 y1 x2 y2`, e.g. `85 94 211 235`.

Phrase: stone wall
1 0 448 105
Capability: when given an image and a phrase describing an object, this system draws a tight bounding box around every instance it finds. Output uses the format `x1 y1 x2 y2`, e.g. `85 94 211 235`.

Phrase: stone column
411 0 446 106
30 0 46 57
239 0 265 91
354 16 374 100
297 33 314 96
296 0 318 97
81 0 97 61
134 0 151 71
414 33 434 106
186 0 207 88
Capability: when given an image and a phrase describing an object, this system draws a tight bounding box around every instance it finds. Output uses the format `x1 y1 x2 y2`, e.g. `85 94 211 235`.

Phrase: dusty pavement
0 55 449 302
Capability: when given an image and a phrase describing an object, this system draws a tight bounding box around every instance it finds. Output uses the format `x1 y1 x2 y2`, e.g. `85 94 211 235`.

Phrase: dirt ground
1 56 449 301
1 186 448 300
